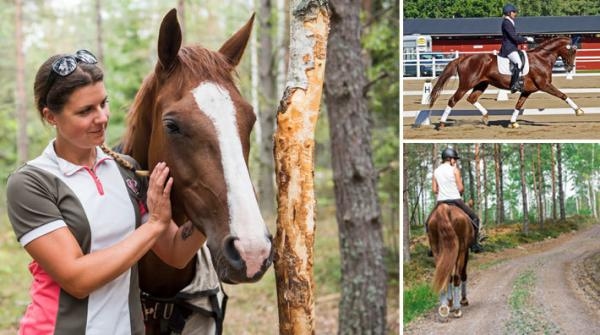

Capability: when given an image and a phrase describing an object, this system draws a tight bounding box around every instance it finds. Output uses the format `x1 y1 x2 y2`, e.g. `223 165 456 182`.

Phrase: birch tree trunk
273 1 329 333
537 144 544 227
403 143 410 263
325 0 386 333
520 144 530 234
475 144 482 220
16 0 27 165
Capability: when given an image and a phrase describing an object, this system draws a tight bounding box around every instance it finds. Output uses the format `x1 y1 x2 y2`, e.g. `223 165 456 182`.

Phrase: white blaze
191 82 269 277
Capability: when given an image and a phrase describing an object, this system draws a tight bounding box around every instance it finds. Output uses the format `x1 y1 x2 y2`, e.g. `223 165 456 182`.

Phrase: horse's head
124 9 272 284
558 36 578 73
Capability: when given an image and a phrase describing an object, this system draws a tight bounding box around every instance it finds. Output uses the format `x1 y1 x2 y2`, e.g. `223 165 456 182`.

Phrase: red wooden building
404 16 600 70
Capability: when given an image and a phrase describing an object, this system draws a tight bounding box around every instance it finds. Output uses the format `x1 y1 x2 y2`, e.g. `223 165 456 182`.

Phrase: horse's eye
164 119 181 134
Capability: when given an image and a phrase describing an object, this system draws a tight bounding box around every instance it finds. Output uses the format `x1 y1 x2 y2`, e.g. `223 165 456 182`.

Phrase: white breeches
507 51 522 69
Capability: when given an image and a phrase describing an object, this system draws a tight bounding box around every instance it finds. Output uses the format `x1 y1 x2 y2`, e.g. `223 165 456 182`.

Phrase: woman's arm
453 166 465 195
151 221 207 269
432 174 439 195
24 162 173 299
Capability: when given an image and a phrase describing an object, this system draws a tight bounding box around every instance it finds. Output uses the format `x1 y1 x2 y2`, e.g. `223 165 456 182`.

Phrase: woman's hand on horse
146 162 174 232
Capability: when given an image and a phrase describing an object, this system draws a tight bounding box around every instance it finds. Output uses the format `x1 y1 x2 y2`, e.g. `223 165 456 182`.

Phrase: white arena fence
402 49 600 79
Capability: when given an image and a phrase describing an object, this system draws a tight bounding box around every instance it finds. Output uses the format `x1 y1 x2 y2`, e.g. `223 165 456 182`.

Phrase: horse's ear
157 8 182 72
218 13 255 67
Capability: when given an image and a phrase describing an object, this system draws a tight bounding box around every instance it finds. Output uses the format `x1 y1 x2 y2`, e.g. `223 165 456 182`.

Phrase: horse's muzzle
220 234 274 283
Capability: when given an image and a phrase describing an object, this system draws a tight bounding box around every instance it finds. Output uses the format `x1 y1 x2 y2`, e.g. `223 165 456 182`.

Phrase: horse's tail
429 57 460 108
431 204 459 294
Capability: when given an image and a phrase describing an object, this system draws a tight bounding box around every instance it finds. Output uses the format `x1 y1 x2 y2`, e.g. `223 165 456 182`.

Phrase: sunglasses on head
46 49 98 96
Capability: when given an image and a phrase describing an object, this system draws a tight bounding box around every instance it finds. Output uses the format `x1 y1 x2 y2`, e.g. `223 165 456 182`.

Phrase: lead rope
99 144 150 177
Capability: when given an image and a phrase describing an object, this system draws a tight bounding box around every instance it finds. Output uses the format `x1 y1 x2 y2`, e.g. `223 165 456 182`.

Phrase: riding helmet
503 4 518 15
441 148 460 160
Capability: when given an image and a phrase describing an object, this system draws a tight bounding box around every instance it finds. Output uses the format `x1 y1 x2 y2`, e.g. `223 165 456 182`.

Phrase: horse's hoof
575 108 585 116
461 298 469 306
509 122 519 129
438 305 450 318
481 115 489 126
436 122 446 130
452 309 463 318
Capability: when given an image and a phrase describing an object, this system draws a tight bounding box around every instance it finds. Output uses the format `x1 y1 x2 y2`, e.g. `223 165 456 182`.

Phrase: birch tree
273 1 329 333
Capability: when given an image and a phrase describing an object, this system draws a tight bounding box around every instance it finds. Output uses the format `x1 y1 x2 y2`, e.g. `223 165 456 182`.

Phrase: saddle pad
497 51 529 75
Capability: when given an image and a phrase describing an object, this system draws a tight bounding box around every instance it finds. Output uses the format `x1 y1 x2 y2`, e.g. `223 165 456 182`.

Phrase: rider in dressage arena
500 4 534 93
432 148 484 253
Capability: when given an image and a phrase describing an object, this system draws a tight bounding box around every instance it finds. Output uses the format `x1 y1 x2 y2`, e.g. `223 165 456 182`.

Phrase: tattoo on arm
181 224 194 240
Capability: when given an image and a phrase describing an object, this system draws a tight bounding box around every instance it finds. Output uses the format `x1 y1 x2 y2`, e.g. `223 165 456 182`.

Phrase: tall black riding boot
510 66 521 93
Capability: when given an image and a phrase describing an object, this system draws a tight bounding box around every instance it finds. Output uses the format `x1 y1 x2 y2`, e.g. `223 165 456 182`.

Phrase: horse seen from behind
428 36 585 129
117 8 273 333
427 202 473 320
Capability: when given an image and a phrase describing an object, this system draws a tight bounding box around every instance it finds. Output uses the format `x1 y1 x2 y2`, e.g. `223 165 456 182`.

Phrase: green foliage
403 282 436 324
403 0 600 17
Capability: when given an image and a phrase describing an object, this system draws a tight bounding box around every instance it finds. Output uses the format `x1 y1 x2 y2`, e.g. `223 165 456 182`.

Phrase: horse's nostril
223 236 243 269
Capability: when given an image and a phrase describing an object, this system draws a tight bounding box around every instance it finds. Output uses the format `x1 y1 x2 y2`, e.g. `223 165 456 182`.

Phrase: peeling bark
273 1 329 334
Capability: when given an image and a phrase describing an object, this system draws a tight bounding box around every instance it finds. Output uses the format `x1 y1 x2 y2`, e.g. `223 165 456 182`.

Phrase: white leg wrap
510 109 520 123
472 101 488 115
566 97 579 110
440 106 453 122
453 285 462 309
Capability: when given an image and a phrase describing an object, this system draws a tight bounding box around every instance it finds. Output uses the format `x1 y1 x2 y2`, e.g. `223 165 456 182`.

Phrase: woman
499 4 534 93
432 147 483 253
6 50 206 334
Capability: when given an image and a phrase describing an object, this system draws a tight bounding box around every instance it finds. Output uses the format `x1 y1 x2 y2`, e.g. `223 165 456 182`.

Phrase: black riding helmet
503 4 517 15
441 148 460 161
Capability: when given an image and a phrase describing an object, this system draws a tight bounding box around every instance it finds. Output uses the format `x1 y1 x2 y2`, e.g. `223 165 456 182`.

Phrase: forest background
0 0 399 333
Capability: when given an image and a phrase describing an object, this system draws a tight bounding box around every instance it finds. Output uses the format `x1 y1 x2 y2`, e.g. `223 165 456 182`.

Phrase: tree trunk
551 144 557 221
519 144 529 234
403 143 410 263
16 0 27 165
94 0 104 63
537 144 544 228
475 144 481 220
482 145 488 227
325 0 387 333
257 0 277 215
177 0 186 42
273 2 329 333
557 144 566 221
531 158 541 226
494 144 504 225
466 146 475 202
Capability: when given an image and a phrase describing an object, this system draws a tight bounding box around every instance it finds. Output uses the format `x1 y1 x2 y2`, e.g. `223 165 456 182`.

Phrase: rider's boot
470 219 485 253
510 65 522 93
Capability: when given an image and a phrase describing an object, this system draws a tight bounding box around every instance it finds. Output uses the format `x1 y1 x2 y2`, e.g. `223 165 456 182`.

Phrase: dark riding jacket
499 17 527 57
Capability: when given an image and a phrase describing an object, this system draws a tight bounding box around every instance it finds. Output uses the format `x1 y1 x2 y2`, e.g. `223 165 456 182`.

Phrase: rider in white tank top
429 148 484 253
434 163 462 201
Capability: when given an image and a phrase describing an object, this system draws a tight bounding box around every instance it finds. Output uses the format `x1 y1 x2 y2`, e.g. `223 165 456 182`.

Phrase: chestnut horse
427 203 473 319
429 36 585 129
119 9 273 333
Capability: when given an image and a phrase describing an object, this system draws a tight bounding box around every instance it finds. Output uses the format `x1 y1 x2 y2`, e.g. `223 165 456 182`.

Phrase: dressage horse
427 203 473 319
118 9 273 333
429 36 584 129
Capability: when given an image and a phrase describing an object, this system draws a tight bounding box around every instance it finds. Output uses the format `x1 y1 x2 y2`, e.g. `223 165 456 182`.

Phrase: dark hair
33 54 104 122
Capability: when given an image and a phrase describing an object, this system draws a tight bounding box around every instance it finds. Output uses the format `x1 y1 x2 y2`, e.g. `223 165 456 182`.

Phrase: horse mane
531 36 571 52
121 46 237 154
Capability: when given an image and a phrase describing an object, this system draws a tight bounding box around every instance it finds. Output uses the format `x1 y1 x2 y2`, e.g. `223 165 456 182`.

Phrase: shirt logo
126 178 140 196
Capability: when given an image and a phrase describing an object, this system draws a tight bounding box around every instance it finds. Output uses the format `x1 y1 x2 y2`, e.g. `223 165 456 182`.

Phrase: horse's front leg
508 92 531 128
541 83 585 116
466 82 490 126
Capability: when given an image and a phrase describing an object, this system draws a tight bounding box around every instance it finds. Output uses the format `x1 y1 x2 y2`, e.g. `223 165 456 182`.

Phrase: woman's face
509 11 517 19
47 81 109 151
